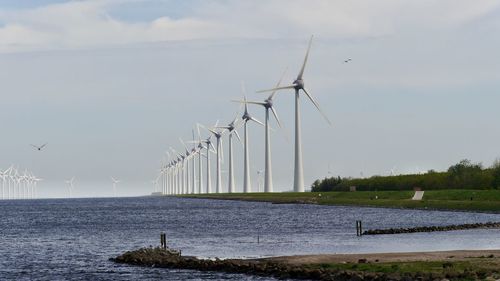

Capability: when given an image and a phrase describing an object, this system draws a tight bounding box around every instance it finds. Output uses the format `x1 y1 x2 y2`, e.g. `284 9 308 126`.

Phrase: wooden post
160 233 166 249
356 220 363 236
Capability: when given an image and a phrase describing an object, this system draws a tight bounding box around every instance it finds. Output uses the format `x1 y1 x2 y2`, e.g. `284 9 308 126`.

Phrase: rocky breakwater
110 247 481 280
363 221 500 235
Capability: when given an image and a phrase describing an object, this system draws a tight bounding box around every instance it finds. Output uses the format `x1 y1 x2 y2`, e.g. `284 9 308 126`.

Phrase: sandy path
262 249 500 265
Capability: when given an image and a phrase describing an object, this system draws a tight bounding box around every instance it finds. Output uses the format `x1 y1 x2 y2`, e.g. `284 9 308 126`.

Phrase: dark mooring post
160 233 167 249
356 221 363 237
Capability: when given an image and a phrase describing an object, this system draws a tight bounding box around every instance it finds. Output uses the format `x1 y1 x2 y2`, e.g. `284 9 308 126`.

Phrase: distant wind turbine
65 177 75 198
111 177 120 197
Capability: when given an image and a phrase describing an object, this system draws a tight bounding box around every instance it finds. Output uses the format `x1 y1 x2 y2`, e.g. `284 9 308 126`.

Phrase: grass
307 258 500 280
181 190 500 213
305 257 500 280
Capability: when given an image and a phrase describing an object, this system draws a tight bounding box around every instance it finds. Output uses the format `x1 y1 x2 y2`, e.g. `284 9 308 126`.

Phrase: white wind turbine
206 125 227 194
33 175 42 199
258 36 331 192
199 126 216 194
14 168 21 199
65 177 75 198
237 93 264 193
0 169 7 200
170 148 185 194
6 166 14 199
217 117 242 193
111 177 120 197
188 125 207 194
240 70 286 193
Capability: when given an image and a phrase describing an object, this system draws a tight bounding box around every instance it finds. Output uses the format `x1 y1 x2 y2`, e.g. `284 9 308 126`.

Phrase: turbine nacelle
292 79 304 90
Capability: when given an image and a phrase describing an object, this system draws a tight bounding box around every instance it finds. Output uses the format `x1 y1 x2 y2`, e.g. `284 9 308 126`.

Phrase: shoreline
179 190 500 214
112 248 500 280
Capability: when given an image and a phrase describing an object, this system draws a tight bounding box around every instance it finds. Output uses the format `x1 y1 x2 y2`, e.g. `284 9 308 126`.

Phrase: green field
305 257 500 280
182 190 500 213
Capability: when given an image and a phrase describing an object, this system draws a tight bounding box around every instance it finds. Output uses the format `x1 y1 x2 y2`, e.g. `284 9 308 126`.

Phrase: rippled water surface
0 197 499 280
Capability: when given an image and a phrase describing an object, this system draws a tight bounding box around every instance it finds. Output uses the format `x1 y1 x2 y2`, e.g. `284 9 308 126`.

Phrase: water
0 197 499 280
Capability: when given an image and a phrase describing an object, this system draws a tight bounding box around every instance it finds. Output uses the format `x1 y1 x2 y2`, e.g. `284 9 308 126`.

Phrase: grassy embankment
182 189 500 212
304 256 500 280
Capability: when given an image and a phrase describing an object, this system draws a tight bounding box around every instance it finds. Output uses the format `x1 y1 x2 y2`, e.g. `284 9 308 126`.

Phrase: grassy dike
181 190 500 213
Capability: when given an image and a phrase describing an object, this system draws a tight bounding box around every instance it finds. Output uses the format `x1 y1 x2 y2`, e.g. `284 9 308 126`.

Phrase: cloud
1 0 500 53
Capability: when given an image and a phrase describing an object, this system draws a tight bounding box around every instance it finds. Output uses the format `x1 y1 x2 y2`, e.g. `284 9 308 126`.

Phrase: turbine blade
179 138 189 151
220 139 224 164
196 123 202 140
207 128 217 135
245 101 267 106
250 117 264 126
302 88 332 125
270 106 282 128
297 35 313 80
210 142 216 152
234 130 242 143
256 85 295 93
269 67 288 100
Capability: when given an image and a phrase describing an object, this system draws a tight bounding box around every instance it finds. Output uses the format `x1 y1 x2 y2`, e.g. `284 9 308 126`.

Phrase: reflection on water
0 196 499 280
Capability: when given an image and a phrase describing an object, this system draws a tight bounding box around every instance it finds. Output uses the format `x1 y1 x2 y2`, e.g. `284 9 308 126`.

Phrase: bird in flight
344 58 352 63
31 143 48 151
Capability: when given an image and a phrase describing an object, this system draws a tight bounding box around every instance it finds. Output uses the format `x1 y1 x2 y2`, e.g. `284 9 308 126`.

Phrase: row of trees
311 159 500 192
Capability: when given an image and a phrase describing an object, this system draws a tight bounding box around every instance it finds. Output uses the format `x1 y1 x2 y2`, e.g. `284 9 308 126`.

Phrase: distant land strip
363 222 500 235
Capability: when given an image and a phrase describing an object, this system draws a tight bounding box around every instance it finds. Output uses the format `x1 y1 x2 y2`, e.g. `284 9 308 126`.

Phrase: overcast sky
1 0 500 198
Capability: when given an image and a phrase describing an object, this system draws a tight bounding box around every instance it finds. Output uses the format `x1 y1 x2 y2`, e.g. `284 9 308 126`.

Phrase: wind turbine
111 177 120 197
217 117 242 193
65 177 75 198
258 36 331 192
180 138 192 194
33 175 42 199
199 125 216 193
0 169 7 200
188 125 206 194
206 125 226 194
235 92 264 193
6 166 14 199
241 70 286 193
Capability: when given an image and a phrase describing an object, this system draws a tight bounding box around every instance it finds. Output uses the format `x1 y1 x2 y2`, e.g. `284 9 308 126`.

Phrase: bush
311 159 499 192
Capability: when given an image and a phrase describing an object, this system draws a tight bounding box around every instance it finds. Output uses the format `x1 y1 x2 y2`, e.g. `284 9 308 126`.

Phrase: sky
1 0 500 198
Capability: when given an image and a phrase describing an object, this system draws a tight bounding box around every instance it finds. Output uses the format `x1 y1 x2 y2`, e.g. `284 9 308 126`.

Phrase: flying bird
31 143 47 151
343 58 352 63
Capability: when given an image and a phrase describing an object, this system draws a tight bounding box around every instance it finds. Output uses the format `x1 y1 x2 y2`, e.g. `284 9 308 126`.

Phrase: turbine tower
207 127 226 194
201 134 216 193
238 94 263 193
258 36 331 192
244 71 285 192
217 117 242 193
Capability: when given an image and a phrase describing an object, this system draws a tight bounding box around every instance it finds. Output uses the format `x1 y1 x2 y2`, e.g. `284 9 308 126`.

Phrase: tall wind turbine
206 126 226 194
217 117 242 193
236 93 264 193
200 133 216 194
111 177 120 197
242 70 286 192
258 36 331 192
